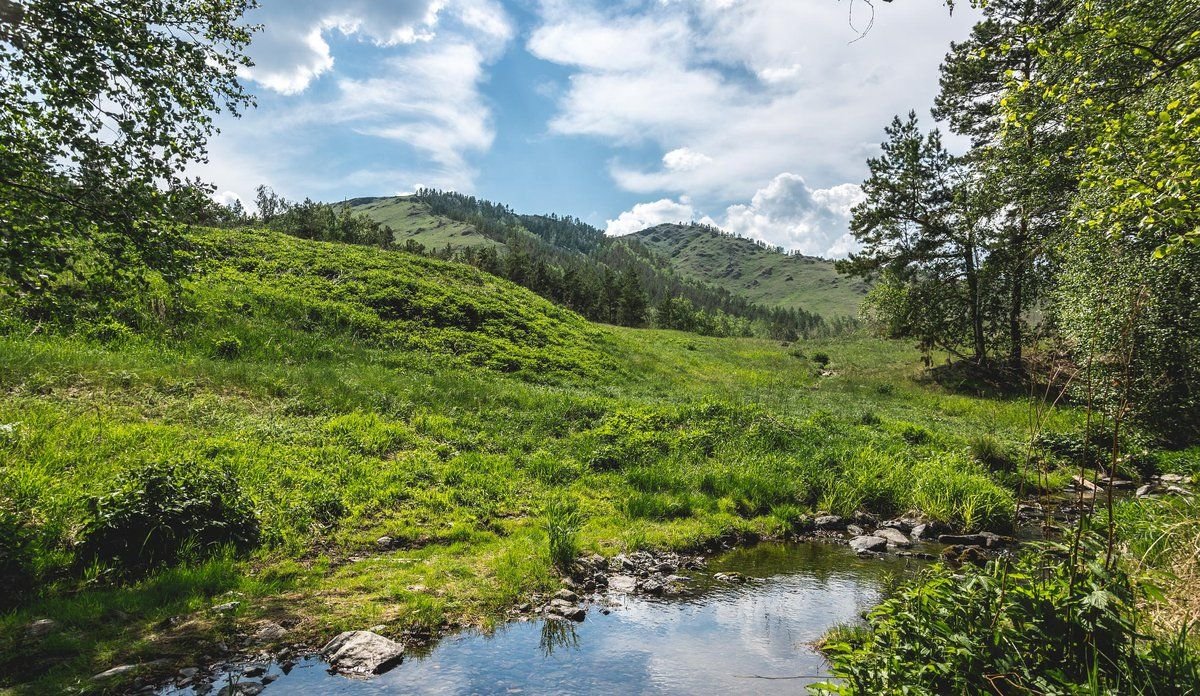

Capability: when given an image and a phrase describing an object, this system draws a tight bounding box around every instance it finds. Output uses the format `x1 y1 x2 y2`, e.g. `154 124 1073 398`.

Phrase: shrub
968 433 1016 473
544 497 582 571
811 351 831 366
898 422 932 445
211 334 243 360
817 533 1200 694
79 461 261 575
83 319 134 345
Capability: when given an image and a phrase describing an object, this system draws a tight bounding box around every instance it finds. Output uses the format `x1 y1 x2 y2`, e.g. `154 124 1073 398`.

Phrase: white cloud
605 173 865 258
605 197 698 237
530 0 977 212
721 174 865 257
662 147 713 172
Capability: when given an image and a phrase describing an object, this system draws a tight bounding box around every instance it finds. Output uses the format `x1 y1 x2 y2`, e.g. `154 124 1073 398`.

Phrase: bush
79 461 261 575
211 334 243 360
811 351 831 366
544 498 582 571
83 319 134 345
898 422 932 445
817 533 1200 694
968 433 1016 473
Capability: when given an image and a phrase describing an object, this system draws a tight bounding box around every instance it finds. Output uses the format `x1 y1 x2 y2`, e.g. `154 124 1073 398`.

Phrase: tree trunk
965 233 986 362
1010 217 1025 368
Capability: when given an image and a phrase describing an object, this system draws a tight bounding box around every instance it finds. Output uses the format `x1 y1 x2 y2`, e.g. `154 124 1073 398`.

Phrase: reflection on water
166 542 925 695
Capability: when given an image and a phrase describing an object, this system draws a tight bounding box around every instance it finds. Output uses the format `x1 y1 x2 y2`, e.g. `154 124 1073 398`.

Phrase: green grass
628 224 869 317
0 227 1088 693
348 196 503 251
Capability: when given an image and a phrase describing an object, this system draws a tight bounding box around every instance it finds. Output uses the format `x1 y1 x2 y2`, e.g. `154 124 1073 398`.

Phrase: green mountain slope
347 196 503 251
628 224 869 318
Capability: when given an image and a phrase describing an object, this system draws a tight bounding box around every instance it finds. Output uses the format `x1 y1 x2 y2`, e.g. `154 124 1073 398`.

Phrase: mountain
627 224 868 319
350 190 868 333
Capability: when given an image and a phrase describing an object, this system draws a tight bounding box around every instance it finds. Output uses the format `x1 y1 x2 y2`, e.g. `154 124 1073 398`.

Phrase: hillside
628 224 869 318
345 196 503 251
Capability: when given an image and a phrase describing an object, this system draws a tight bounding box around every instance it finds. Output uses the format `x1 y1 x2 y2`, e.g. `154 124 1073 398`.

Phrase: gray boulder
92 665 137 681
321 630 405 675
849 535 888 553
813 515 844 530
607 575 638 593
874 527 913 548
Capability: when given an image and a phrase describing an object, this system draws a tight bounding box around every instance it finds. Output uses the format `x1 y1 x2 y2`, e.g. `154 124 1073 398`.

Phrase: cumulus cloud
605 197 699 237
529 0 976 204
606 174 865 258
662 148 713 172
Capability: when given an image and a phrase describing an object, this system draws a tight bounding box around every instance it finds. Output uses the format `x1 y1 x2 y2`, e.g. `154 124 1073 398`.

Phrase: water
170 542 927 695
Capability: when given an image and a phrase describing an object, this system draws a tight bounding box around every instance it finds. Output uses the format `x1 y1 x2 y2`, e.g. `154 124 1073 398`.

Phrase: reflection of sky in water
167 543 922 695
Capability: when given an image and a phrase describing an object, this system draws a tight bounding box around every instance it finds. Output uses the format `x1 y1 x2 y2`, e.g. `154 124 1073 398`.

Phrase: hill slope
628 224 869 318
346 196 503 251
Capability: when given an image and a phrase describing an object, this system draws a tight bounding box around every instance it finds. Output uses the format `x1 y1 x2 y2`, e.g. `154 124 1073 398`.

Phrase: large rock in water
874 527 912 548
849 535 888 553
321 630 405 675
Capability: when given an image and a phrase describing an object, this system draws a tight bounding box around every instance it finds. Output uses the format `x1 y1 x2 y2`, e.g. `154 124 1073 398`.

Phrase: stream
162 542 932 695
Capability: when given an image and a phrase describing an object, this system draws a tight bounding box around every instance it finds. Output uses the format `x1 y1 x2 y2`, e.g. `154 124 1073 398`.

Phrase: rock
92 665 138 681
1136 483 1159 498
1072 475 1099 492
846 524 865 536
1159 473 1189 484
243 666 266 678
546 599 585 621
653 562 676 574
641 579 664 596
211 601 241 614
26 618 57 638
849 535 888 553
874 527 913 548
179 667 200 679
879 519 912 534
909 523 928 540
713 572 747 583
1166 485 1194 497
376 536 393 549
813 515 844 530
937 534 989 547
321 630 405 676
608 575 638 593
252 622 289 644
553 588 579 603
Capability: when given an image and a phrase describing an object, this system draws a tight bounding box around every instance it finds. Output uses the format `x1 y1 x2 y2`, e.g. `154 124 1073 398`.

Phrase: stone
874 527 913 548
1136 483 1158 498
846 524 865 536
813 515 844 530
243 666 266 678
879 519 912 534
641 579 664 596
1167 485 1194 497
92 665 138 681
849 535 888 553
909 523 928 540
376 536 393 549
211 601 241 614
179 667 200 679
713 572 747 583
252 622 289 644
546 600 585 621
608 575 638 593
26 618 56 638
321 630 405 676
553 588 579 603
1159 473 1189 484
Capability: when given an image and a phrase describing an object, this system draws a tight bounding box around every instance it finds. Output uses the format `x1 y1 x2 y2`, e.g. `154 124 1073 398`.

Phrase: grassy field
0 228 1086 693
347 197 503 251
629 224 869 318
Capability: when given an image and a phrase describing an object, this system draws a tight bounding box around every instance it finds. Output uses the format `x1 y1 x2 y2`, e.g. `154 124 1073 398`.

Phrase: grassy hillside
347 196 503 251
629 224 869 318
0 228 1095 693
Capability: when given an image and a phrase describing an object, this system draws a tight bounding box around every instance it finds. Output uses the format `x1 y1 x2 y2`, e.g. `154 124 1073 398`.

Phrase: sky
197 0 980 258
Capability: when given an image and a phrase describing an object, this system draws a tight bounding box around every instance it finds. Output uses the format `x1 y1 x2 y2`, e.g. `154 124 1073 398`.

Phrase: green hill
347 196 503 251
628 224 869 318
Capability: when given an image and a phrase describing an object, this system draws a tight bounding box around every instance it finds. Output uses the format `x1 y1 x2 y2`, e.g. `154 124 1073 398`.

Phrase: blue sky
198 0 978 257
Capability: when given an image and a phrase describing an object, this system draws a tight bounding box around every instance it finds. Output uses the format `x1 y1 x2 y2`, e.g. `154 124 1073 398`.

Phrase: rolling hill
351 195 867 321
627 224 869 319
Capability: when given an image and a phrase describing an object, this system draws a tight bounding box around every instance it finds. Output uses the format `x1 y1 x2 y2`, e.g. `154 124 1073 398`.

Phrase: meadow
0 228 1099 693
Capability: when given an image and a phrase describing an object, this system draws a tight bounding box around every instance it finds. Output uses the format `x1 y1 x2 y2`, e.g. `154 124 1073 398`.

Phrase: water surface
171 542 925 695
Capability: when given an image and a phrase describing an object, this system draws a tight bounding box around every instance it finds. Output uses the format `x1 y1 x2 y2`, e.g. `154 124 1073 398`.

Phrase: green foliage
544 498 582 571
968 433 1015 473
79 461 260 575
811 352 830 367
817 533 1200 695
0 0 255 304
211 334 243 360
0 494 38 608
